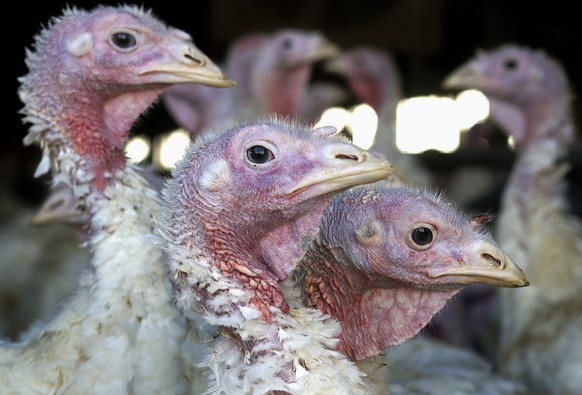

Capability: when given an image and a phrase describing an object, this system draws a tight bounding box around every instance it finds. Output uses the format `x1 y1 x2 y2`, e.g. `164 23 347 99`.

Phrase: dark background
3 0 582 212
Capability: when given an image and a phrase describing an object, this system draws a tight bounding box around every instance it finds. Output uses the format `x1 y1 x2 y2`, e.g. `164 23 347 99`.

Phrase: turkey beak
30 199 84 226
429 242 529 288
29 186 88 227
442 62 500 92
137 42 236 87
286 144 396 199
305 35 341 63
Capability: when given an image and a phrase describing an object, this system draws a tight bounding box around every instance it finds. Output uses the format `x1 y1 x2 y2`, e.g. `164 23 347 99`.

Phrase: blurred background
3 0 582 213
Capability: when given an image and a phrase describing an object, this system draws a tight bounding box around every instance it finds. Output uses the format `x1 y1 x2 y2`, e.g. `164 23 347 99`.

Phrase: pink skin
294 186 528 360
19 5 230 194
252 30 339 117
168 121 393 323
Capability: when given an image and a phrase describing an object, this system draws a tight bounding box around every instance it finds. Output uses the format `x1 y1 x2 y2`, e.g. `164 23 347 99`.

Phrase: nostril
184 53 203 65
482 253 503 268
336 154 359 161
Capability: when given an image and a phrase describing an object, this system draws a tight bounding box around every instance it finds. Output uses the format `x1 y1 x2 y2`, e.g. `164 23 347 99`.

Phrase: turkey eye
111 31 137 50
282 38 293 50
503 58 518 71
411 227 433 246
247 145 274 164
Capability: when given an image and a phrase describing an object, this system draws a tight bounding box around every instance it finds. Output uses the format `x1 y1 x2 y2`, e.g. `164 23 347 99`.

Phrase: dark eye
247 145 274 164
111 31 137 50
282 38 293 50
503 58 519 71
411 227 433 246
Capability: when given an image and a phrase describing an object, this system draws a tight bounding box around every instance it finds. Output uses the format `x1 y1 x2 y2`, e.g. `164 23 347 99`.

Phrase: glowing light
507 135 517 151
396 96 460 153
125 135 151 164
348 104 378 149
314 107 351 132
455 89 490 130
154 129 192 170
315 89 490 154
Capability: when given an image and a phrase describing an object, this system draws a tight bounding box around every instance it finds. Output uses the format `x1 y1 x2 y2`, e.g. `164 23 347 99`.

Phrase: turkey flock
1 3 580 395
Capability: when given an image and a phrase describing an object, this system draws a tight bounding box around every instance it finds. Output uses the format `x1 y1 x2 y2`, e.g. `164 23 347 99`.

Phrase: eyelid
406 222 436 251
109 28 141 51
244 140 278 155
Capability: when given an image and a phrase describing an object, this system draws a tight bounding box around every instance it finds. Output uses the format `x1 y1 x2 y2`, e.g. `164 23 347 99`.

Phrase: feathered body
387 337 528 395
0 191 89 340
160 120 394 394
0 169 186 394
444 44 582 394
1 5 231 393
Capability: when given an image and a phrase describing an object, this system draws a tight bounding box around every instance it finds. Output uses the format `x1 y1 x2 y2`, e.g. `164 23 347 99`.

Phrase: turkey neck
296 239 458 361
19 46 166 194
190 192 291 321
255 63 312 117
498 95 574 228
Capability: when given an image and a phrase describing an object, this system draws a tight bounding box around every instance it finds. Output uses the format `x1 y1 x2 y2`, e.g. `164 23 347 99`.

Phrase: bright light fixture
154 129 192 170
454 89 490 130
348 104 378 150
125 135 151 164
314 107 352 132
396 96 460 153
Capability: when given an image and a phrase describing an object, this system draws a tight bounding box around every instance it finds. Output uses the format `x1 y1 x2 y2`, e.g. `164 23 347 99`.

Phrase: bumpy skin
163 29 340 136
296 186 528 360
1 5 231 394
444 44 582 395
287 186 527 392
160 119 395 394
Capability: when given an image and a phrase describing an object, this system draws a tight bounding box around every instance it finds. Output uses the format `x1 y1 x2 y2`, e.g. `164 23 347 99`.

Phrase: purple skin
294 186 528 361
9 4 232 391
165 121 395 323
19 5 234 195
20 5 233 226
443 45 573 150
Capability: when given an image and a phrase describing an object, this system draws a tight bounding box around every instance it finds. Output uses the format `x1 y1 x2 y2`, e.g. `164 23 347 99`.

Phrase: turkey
160 119 395 394
444 44 582 395
0 5 232 393
0 188 90 340
163 29 340 136
325 46 432 187
285 185 528 393
30 181 90 230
